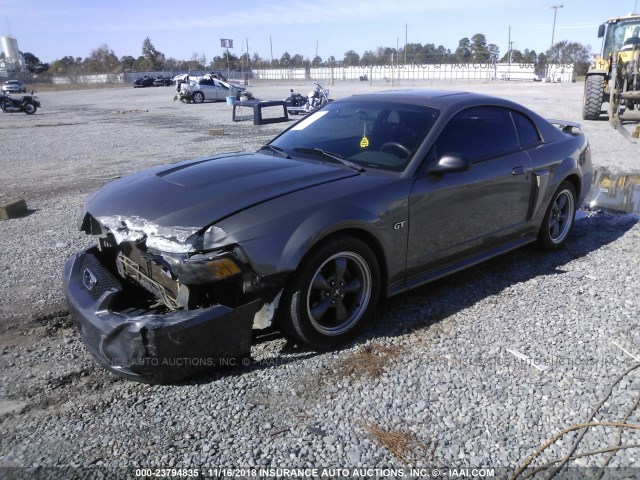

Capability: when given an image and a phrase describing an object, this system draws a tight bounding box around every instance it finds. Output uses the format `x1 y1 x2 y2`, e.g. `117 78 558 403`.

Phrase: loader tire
582 75 604 120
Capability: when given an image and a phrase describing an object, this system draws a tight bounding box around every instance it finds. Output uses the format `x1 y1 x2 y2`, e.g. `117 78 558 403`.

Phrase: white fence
48 63 575 85
251 63 574 82
52 73 126 84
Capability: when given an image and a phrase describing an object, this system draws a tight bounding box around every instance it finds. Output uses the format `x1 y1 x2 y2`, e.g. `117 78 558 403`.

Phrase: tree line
12 34 592 77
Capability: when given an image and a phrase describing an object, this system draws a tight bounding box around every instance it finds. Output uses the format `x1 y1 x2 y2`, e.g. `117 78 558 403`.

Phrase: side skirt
387 236 537 297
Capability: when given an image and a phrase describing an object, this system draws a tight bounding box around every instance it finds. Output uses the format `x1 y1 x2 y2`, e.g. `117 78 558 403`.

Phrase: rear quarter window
511 111 541 148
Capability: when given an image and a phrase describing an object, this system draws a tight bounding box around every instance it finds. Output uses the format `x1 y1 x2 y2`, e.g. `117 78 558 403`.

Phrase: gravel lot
1 79 639 479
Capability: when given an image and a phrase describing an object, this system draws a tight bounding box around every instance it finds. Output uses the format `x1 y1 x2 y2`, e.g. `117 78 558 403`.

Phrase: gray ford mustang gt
63 90 592 383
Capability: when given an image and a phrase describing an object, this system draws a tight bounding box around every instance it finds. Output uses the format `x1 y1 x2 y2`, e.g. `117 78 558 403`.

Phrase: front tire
278 235 380 349
23 103 37 115
192 91 205 104
537 181 577 250
582 75 604 120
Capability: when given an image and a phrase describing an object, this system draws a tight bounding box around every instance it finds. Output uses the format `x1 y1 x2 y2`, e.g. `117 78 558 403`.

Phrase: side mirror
598 24 605 38
428 155 471 174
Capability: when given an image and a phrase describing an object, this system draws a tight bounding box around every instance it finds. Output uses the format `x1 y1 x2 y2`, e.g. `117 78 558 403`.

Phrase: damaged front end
63 213 277 383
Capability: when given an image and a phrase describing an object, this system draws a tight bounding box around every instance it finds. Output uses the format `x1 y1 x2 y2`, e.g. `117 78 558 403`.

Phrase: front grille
80 254 121 301
116 252 179 310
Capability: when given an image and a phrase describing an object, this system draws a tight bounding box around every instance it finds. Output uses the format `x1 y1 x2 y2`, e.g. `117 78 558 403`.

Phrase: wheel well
564 174 581 201
305 229 389 297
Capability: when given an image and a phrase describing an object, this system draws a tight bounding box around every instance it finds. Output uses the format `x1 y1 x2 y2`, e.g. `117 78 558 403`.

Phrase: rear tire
537 181 577 250
278 235 380 349
192 91 205 104
582 75 604 120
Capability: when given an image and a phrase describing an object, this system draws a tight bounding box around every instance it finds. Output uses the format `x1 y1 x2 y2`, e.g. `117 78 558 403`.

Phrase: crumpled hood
85 152 357 230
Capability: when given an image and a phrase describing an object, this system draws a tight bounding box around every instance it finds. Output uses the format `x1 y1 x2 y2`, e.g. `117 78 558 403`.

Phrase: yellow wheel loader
583 13 640 141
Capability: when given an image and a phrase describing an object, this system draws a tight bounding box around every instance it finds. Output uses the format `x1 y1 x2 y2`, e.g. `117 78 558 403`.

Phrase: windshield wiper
291 147 365 172
259 144 290 158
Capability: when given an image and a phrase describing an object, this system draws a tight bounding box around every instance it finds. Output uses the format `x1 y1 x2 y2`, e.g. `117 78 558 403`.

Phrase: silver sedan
2 80 26 93
179 75 245 103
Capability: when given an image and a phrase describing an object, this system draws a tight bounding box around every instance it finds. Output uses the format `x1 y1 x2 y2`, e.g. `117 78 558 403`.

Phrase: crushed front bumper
63 247 261 384
176 90 194 103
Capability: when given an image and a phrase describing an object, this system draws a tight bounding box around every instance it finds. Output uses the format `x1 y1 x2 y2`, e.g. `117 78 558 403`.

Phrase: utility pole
396 37 400 82
550 5 563 48
405 24 408 64
508 26 511 66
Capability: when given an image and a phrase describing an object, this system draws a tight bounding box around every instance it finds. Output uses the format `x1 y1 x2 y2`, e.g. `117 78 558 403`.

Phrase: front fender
271 204 382 272
215 174 412 290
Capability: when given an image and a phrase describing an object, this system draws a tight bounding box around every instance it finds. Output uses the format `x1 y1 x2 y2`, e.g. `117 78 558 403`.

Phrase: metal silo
1 36 24 74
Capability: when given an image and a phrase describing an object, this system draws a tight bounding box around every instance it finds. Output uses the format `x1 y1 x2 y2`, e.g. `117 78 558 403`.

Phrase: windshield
604 18 640 56
269 100 440 172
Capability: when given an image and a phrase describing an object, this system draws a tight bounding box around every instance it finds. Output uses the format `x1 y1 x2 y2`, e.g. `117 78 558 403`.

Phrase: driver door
406 106 534 278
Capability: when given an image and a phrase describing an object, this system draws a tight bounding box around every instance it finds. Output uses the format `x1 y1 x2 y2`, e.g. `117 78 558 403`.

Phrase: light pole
550 5 563 48
508 25 511 66
405 24 408 64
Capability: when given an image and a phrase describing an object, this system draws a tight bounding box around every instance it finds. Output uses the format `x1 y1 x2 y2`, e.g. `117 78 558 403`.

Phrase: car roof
344 89 520 110
5 80 22 83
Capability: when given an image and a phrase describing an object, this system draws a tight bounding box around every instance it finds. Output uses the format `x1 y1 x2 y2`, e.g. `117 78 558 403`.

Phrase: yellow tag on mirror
360 136 369 148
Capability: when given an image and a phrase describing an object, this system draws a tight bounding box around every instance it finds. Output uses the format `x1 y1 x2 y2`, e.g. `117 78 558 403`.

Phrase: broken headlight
179 252 242 284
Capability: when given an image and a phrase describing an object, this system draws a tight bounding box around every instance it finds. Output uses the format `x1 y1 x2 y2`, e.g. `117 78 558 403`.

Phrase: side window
511 111 541 148
199 78 213 86
435 106 518 162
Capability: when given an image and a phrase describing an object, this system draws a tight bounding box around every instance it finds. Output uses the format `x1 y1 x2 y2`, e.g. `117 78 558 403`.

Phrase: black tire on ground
24 103 37 115
192 91 205 104
537 181 577 251
582 75 604 120
278 235 380 349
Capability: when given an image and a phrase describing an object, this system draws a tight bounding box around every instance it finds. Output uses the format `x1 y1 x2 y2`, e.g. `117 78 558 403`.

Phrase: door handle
512 166 526 175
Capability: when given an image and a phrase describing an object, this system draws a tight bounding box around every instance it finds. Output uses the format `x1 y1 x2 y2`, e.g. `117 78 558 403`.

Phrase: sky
0 0 638 64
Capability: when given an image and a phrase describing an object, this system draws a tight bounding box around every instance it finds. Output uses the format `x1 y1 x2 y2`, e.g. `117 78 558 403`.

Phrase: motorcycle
285 82 330 115
284 89 307 108
305 82 330 112
0 91 41 115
